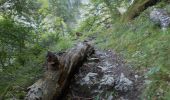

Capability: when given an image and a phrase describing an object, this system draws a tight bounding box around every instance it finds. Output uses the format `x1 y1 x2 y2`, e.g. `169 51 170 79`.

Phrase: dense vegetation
0 0 169 99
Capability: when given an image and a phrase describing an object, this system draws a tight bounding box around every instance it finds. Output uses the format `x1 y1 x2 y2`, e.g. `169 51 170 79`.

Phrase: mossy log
121 0 161 22
25 42 94 100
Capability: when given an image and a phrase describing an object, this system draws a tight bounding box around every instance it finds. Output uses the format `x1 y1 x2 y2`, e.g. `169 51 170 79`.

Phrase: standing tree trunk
25 42 94 100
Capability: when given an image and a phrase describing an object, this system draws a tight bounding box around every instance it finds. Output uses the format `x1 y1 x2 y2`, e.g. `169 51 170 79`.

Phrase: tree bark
121 0 161 22
25 42 94 100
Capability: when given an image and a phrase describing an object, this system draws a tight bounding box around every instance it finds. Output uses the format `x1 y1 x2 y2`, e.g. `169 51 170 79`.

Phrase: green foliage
1 0 41 25
50 36 75 52
86 4 170 99
0 0 80 99
0 0 46 99
0 0 169 99
48 0 80 24
0 17 34 67
38 0 49 8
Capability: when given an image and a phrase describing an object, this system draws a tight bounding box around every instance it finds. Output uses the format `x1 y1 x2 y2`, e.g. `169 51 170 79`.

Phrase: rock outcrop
67 49 144 100
150 8 170 29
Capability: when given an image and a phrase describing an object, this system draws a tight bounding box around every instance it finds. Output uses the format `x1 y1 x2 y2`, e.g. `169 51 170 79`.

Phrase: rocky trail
65 37 146 100
25 36 146 100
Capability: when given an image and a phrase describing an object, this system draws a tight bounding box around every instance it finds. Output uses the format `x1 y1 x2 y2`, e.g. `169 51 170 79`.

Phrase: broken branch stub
25 42 94 100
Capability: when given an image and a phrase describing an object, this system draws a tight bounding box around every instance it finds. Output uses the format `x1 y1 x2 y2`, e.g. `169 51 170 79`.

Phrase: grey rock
81 72 98 85
114 73 133 92
150 8 170 29
100 75 114 86
107 95 114 100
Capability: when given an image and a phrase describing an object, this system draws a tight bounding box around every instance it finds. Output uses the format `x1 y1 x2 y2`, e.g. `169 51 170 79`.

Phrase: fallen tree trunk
25 42 94 100
121 0 161 22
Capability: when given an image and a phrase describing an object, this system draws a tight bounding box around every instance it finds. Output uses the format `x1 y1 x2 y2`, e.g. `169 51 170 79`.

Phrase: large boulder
150 8 170 29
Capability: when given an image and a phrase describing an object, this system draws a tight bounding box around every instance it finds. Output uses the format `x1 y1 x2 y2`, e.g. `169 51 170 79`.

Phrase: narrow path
65 37 145 100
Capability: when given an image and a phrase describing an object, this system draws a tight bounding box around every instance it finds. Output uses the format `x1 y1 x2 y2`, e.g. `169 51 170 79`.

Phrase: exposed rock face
150 8 170 29
115 73 133 92
67 49 144 100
